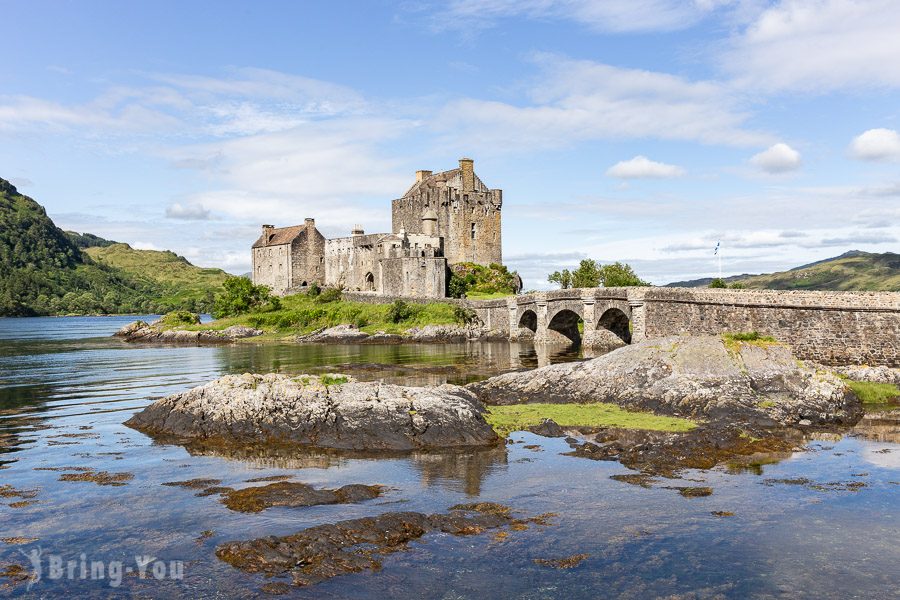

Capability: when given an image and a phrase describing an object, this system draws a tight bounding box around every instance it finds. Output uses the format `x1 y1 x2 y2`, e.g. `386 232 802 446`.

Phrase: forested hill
0 177 228 316
666 251 900 291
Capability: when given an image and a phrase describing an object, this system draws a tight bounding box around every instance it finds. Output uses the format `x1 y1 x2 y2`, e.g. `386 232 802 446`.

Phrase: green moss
757 400 777 409
320 374 349 387
844 380 900 404
484 403 697 438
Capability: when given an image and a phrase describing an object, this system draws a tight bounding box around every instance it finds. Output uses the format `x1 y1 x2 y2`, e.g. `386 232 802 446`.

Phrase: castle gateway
251 158 502 298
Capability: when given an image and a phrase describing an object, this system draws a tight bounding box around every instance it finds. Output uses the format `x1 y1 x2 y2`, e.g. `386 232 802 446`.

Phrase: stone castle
251 158 502 298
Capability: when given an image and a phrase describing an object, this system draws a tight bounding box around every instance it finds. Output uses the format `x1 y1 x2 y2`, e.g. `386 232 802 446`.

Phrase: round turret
422 208 438 236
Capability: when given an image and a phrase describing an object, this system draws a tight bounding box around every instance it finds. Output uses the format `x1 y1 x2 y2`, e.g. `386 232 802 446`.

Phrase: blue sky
2 0 899 288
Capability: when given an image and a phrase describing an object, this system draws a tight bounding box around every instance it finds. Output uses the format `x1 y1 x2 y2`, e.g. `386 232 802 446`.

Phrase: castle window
471 223 476 240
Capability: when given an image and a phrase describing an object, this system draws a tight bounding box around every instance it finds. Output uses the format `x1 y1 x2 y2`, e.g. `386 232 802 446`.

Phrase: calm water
0 317 897 598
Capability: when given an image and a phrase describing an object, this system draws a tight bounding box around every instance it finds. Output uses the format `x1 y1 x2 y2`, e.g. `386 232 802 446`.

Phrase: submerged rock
468 336 861 428
115 320 262 344
216 503 549 588
219 482 383 513
125 374 500 451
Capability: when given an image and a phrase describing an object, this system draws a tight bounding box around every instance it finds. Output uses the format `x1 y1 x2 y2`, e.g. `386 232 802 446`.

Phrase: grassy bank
185 293 463 337
844 380 900 404
484 402 698 438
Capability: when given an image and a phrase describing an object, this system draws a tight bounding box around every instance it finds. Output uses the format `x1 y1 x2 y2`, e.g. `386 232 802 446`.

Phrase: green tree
548 269 573 289
598 262 649 287
549 260 647 289
212 276 277 318
709 278 727 288
572 259 602 288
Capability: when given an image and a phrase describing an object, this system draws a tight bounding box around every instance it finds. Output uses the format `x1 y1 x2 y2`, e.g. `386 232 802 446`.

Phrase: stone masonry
251 219 326 295
252 158 501 299
462 287 900 366
392 158 502 266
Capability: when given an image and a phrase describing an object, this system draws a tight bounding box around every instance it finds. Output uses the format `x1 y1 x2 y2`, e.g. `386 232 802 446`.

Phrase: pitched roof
251 224 307 249
401 168 488 198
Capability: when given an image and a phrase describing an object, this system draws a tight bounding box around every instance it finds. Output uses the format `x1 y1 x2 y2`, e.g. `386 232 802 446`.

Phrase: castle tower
391 157 502 266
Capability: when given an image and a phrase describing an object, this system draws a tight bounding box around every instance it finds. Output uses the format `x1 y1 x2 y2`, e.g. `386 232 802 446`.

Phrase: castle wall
324 234 383 291
379 256 446 298
252 244 293 295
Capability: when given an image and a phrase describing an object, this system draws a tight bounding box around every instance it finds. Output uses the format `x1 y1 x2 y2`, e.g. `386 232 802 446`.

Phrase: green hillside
667 251 900 291
0 177 227 316
84 244 228 310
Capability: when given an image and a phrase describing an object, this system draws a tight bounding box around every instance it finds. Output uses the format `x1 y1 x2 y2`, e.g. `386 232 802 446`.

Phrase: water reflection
1 317 898 599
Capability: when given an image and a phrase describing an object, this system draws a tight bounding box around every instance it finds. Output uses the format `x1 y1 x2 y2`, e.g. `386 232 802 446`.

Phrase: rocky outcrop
828 364 900 384
296 324 379 343
468 336 861 428
115 321 262 344
125 374 499 451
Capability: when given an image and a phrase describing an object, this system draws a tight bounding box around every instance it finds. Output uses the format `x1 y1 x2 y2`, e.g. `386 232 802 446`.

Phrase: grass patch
722 331 778 353
844 380 900 404
466 291 515 300
180 292 462 337
484 402 697 438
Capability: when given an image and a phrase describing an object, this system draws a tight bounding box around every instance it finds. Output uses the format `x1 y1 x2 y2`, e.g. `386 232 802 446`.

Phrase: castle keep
251 158 502 298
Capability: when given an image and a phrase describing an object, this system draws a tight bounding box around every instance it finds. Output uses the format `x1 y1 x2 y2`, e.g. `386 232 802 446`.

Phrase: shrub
453 305 479 326
448 272 469 298
315 287 342 304
307 281 321 297
386 300 414 323
709 278 728 288
159 310 200 327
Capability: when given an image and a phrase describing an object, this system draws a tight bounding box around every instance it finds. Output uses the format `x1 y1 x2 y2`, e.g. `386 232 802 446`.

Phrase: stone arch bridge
467 287 900 366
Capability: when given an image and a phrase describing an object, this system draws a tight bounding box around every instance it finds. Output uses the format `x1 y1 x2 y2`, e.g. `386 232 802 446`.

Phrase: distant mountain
666 251 900 291
0 177 229 316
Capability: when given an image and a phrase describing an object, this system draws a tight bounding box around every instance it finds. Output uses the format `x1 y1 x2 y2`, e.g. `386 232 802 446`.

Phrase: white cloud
749 143 801 173
132 241 162 251
434 55 771 150
435 0 730 33
724 0 900 91
165 203 211 221
606 155 685 179
849 128 900 162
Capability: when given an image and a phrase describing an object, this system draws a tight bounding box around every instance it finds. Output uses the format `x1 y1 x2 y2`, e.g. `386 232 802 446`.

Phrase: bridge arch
518 309 537 335
597 307 631 343
547 308 583 345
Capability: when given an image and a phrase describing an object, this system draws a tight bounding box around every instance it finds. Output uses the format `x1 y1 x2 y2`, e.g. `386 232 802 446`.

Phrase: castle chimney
304 217 315 229
459 158 474 192
351 224 365 236
416 170 432 182
262 224 274 245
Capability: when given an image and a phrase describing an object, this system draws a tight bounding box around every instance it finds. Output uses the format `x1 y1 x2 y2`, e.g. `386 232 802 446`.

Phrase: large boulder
126 374 499 451
467 336 861 428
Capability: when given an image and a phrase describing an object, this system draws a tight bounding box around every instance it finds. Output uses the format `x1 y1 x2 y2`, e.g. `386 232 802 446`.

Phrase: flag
714 241 720 255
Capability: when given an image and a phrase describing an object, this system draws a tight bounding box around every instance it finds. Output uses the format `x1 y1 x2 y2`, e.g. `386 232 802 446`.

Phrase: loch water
0 316 897 599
